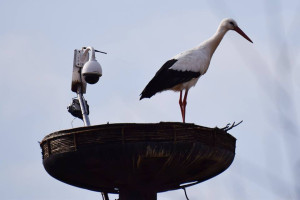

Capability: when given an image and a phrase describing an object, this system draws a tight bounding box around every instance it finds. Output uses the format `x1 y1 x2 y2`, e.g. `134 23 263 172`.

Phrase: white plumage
170 46 211 74
140 18 253 123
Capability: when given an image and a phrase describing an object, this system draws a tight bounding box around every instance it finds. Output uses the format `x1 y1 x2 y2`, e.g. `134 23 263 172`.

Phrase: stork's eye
229 22 234 26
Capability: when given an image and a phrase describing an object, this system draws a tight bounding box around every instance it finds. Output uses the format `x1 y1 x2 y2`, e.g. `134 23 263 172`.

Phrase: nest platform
40 122 236 199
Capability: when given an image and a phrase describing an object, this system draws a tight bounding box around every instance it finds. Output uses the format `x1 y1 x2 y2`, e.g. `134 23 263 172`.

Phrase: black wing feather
140 59 201 99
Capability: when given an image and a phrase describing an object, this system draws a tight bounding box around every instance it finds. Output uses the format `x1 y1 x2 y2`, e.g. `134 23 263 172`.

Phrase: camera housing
82 59 102 84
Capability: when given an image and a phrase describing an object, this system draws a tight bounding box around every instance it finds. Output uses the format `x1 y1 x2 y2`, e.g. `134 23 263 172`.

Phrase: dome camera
82 59 102 84
80 46 103 84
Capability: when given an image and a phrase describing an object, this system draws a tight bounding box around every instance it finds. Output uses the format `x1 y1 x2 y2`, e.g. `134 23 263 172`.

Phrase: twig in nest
221 120 243 132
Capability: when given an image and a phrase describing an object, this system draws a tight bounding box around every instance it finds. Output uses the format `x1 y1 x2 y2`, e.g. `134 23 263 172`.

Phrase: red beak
234 26 253 43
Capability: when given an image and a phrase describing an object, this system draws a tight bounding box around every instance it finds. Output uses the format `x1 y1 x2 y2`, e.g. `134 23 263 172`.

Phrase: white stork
140 18 253 123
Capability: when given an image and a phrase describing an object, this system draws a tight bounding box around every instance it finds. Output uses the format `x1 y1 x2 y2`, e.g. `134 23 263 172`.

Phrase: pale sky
1 0 299 199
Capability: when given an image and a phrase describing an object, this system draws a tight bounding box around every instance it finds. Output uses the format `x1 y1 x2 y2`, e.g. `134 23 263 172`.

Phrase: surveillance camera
82 60 102 84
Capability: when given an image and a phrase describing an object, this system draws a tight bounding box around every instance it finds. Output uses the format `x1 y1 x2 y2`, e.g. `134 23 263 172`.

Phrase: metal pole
77 85 91 126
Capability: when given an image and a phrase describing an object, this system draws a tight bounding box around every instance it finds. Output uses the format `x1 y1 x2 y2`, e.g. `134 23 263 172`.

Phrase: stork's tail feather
139 90 155 100
139 93 145 100
139 79 160 100
139 94 145 100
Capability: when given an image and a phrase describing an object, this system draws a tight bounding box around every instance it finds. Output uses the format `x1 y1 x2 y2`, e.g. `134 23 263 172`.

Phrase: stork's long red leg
179 91 184 122
182 89 189 123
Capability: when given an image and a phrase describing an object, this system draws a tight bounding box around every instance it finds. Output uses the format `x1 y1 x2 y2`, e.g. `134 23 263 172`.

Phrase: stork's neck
203 26 228 58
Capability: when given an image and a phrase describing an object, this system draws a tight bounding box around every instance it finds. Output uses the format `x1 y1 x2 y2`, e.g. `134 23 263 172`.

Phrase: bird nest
40 122 236 193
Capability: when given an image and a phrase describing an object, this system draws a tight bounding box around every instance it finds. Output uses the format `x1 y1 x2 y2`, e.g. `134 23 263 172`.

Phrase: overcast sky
1 0 299 199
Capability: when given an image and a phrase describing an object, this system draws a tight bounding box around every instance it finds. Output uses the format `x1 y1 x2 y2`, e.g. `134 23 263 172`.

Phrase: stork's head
221 18 253 43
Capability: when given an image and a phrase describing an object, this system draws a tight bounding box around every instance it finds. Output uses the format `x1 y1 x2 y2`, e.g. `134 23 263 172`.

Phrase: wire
101 192 109 200
71 117 76 128
183 187 189 200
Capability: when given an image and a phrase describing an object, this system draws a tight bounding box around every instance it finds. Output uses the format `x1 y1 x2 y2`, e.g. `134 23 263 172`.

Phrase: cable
101 192 109 200
183 187 189 200
71 117 76 128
